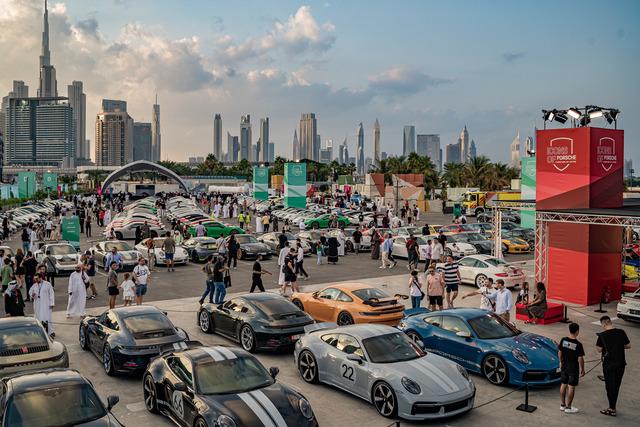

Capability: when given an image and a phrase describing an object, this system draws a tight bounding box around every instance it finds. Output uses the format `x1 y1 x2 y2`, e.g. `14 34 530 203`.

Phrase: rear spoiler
303 322 337 334
159 340 203 356
403 307 430 318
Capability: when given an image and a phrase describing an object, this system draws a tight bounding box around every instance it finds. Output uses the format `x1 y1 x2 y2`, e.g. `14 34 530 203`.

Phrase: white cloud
261 6 335 54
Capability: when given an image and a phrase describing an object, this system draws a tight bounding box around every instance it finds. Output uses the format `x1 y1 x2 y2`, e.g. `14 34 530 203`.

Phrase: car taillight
495 273 508 277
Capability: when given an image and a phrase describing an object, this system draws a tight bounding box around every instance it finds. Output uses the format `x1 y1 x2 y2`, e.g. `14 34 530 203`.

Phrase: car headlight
401 376 421 395
298 397 314 420
216 414 236 427
457 364 470 381
512 348 529 364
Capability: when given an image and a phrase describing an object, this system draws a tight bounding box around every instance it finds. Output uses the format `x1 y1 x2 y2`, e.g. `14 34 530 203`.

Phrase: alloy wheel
298 351 318 383
372 382 396 417
143 375 158 413
475 274 488 288
103 346 114 375
337 312 354 326
406 331 423 347
79 326 87 350
240 325 255 352
199 310 211 333
483 355 508 385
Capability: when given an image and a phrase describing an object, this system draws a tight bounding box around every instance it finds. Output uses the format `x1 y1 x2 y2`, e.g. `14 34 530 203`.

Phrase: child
119 273 136 306
517 281 529 304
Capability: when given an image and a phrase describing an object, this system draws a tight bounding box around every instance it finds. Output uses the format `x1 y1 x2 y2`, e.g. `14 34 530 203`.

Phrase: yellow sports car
502 237 530 253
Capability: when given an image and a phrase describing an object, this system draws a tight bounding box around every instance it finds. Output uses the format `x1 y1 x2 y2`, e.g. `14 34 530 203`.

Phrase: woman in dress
327 237 340 264
370 229 381 260
525 282 548 324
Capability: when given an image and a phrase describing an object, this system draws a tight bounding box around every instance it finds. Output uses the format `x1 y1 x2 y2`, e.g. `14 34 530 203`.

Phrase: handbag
224 271 232 288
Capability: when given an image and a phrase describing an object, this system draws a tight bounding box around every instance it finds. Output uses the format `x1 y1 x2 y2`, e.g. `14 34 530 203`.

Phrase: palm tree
442 163 466 187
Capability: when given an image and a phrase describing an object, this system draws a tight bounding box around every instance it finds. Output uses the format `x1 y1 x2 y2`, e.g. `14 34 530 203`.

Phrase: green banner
61 216 81 250
17 172 37 198
42 172 58 191
521 156 536 229
253 167 269 201
284 163 307 208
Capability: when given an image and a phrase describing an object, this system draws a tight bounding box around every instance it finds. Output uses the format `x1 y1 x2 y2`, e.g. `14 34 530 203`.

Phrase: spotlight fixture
588 109 604 119
579 115 590 127
566 108 581 120
542 110 555 121
541 106 619 129
554 111 568 124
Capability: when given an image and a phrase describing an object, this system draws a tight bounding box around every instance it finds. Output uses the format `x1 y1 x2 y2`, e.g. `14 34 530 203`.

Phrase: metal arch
99 160 189 194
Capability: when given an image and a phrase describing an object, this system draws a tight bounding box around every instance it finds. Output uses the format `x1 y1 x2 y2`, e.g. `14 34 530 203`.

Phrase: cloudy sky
1 0 638 164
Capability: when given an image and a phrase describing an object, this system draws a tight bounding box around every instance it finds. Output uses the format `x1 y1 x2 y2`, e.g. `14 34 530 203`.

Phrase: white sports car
135 238 189 266
617 288 640 322
436 254 526 288
34 242 81 275
392 236 431 261
442 233 479 258
294 323 475 420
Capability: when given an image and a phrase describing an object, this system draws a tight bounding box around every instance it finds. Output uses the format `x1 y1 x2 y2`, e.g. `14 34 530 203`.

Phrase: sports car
198 293 314 352
438 224 480 234
105 219 164 240
327 228 372 252
436 255 526 288
34 242 81 275
617 287 640 322
224 234 273 260
391 236 431 261
452 232 495 255
391 226 426 237
441 233 479 258
0 317 68 376
291 283 405 326
135 237 190 266
79 305 189 375
89 240 141 270
1 369 123 427
182 237 219 262
258 232 311 254
188 220 244 238
501 235 531 253
303 213 351 229
398 308 561 386
502 228 535 251
143 345 318 427
294 323 475 420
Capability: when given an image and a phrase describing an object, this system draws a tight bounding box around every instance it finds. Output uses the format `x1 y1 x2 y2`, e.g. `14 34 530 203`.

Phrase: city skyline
0 0 637 164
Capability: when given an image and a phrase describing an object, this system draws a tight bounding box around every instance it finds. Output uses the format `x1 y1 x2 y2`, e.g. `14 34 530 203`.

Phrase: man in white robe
66 264 87 318
103 209 112 226
337 229 346 256
29 274 55 337
277 243 289 286
256 216 264 233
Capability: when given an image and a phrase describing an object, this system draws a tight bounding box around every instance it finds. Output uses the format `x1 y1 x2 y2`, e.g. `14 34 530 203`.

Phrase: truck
462 191 521 216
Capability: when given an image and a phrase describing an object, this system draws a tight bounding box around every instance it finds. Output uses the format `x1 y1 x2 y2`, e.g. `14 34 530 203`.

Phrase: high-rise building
458 125 469 163
469 139 477 160
299 113 317 161
151 95 161 162
320 139 333 164
95 109 133 166
213 113 222 160
373 119 380 166
226 133 239 162
339 138 349 165
38 0 57 98
254 143 260 162
240 115 252 160
356 123 364 175
67 81 86 161
2 81 29 112
268 142 275 163
446 142 461 164
624 159 634 179
510 131 521 169
314 134 321 163
102 99 127 113
292 130 299 161
133 122 152 161
381 151 388 161
403 125 415 156
417 134 442 172
525 135 535 156
259 117 269 162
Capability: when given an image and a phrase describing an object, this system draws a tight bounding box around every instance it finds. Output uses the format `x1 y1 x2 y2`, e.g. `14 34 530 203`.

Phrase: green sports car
303 213 351 229
188 221 244 238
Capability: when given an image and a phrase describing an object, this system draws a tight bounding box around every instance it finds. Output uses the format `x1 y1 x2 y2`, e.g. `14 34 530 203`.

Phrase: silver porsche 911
294 323 475 420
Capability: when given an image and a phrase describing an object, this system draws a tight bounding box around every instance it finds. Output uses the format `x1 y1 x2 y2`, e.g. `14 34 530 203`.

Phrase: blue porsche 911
398 308 561 386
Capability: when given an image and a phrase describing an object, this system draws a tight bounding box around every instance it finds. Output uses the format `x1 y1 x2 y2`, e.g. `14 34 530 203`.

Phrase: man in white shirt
133 258 151 305
195 223 206 237
299 219 306 231
44 218 53 239
431 239 443 263
487 279 513 321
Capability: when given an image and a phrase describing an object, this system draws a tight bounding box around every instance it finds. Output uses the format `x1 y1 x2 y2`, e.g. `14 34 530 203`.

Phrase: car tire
79 325 89 350
151 231 158 238
372 381 398 418
143 373 159 413
298 350 319 384
345 241 354 252
475 274 488 288
312 222 320 229
103 345 115 376
115 231 123 240
405 330 423 347
239 324 257 353
292 299 304 311
198 310 213 333
482 354 509 386
194 417 207 427
191 252 199 263
502 243 508 253
337 311 354 326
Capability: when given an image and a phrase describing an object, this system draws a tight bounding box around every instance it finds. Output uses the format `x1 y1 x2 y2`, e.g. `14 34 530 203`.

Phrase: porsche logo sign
546 137 576 172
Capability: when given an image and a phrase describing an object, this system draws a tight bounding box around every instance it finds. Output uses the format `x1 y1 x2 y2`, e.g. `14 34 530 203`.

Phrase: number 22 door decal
340 362 356 383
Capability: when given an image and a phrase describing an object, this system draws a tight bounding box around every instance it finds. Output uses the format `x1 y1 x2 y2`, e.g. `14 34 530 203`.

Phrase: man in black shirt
213 256 228 304
352 228 362 254
596 316 631 417
250 254 272 293
421 223 430 236
558 323 585 414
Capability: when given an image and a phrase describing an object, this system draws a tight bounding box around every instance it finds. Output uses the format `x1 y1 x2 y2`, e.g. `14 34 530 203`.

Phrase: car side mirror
107 395 119 410
269 367 279 379
456 331 471 339
312 291 319 299
174 382 187 392
346 353 363 364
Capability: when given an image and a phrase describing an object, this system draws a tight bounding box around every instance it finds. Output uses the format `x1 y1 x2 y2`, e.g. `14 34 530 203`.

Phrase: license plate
291 334 301 341
630 309 640 315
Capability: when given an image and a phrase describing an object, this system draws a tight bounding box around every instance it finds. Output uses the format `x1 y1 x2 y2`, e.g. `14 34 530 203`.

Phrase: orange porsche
290 283 405 326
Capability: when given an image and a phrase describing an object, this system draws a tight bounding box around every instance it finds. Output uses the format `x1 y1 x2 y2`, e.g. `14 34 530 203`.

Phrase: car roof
0 316 41 329
424 308 490 320
324 324 398 339
324 283 377 291
111 305 164 317
3 369 87 393
182 346 250 364
236 293 288 302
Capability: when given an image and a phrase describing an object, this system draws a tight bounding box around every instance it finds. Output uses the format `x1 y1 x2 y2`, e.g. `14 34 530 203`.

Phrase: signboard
253 167 269 201
284 163 306 208
18 172 37 198
43 172 58 191
61 216 81 250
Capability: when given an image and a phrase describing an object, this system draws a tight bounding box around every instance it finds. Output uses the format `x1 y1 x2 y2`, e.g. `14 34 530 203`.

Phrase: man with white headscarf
66 264 88 318
29 274 55 337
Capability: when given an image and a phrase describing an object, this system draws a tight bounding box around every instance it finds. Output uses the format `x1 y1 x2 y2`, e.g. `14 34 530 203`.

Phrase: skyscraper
525 136 535 156
240 115 252 160
403 125 415 156
356 123 364 175
151 95 161 162
95 109 133 166
469 139 477 160
133 122 152 161
417 134 442 172
373 119 380 166
38 0 57 98
226 133 239 162
102 99 127 113
268 142 275 163
446 142 461 164
67 81 86 161
292 130 299 161
259 117 269 162
213 113 222 160
314 134 321 163
339 137 349 164
510 131 521 169
459 125 470 163
320 139 333 164
299 113 317 161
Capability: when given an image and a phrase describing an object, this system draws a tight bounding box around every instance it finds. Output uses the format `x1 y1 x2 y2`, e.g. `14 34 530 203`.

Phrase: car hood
241 243 270 252
492 332 558 361
75 414 122 426
53 254 79 263
448 242 475 251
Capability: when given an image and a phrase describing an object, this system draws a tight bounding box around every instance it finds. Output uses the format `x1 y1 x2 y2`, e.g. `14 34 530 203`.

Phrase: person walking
20 227 30 254
66 264 88 318
380 233 395 269
146 238 156 270
423 239 433 272
84 251 97 299
326 236 340 265
487 279 513 321
250 254 272 293
85 213 92 237
525 282 548 324
596 315 631 417
316 237 324 265
559 323 585 414
337 229 346 256
277 241 290 287
352 228 362 254
442 255 461 308
29 274 55 337
213 256 228 304
161 232 176 272
262 213 270 233
0 257 13 293
431 238 444 264
295 240 309 280
408 270 423 309
226 235 238 269
462 277 495 310
23 251 38 302
133 258 150 305
43 250 56 288
199 255 215 305
370 228 381 260
44 217 53 239
406 235 420 270
282 248 298 295
237 212 245 230
107 261 119 309
426 265 444 311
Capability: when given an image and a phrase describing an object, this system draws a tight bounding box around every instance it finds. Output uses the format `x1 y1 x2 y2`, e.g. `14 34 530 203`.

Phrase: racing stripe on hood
172 342 187 350
407 361 451 394
249 390 287 427
215 346 237 360
409 360 459 393
237 392 278 427
201 347 225 361
415 359 461 393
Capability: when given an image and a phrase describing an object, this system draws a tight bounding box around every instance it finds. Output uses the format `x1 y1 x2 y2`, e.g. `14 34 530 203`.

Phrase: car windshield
352 288 389 301
122 313 175 335
235 235 258 244
103 242 133 252
468 314 520 339
5 383 107 427
405 227 422 235
362 333 425 363
485 258 508 267
196 356 274 394
48 245 76 255
415 237 429 245
463 233 488 241
0 326 48 351
283 232 297 240
445 234 465 243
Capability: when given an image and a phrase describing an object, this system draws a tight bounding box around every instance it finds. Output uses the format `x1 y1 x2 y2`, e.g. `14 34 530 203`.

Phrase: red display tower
536 127 624 305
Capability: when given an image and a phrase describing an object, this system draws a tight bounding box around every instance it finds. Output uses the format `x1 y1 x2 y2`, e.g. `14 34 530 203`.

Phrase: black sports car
197 293 314 352
79 305 189 375
1 369 123 427
183 237 219 262
143 345 318 427
225 235 273 260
